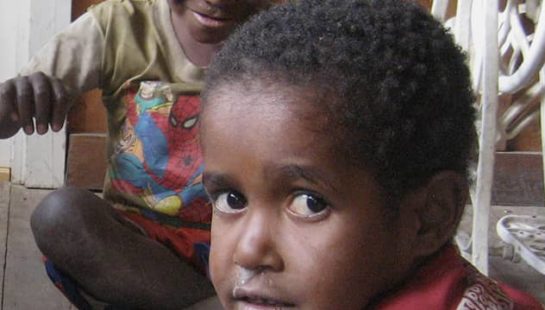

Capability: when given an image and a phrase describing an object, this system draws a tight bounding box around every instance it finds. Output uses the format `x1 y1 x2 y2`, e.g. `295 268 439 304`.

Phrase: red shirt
374 245 543 310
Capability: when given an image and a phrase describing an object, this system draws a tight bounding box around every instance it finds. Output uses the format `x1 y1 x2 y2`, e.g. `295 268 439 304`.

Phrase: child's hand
0 72 71 139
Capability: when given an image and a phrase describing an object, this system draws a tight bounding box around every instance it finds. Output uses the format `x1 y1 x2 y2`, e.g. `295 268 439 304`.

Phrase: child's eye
212 191 247 214
288 192 330 219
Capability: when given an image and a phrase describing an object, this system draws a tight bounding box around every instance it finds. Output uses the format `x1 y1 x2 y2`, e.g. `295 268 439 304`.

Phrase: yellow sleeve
19 12 104 96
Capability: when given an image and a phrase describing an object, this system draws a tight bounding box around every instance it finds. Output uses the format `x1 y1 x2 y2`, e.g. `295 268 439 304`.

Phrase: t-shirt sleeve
19 12 104 96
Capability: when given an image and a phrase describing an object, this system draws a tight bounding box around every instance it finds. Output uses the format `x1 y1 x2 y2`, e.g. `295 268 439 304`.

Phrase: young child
199 0 544 309
0 0 279 308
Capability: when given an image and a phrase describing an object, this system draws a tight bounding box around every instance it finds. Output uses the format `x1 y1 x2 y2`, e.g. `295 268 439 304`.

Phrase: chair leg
471 0 500 275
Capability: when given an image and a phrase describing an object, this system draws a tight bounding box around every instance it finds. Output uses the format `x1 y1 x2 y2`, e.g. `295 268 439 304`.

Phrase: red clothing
374 245 543 310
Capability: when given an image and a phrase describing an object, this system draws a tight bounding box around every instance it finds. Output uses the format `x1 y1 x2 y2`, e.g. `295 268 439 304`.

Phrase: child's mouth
232 268 296 308
233 288 296 309
237 296 296 309
192 11 233 28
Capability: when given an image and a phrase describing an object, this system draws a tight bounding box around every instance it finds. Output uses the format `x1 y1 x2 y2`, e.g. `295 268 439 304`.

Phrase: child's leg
30 187 214 309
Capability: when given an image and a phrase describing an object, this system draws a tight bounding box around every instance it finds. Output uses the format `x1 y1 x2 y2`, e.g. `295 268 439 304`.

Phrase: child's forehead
200 81 366 175
204 81 337 132
204 86 316 124
205 78 331 109
201 91 380 188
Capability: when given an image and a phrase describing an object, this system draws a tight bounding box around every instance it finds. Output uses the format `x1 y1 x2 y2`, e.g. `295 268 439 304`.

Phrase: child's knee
31 187 101 236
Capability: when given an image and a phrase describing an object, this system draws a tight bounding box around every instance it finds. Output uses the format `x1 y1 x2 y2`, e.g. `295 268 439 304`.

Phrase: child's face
169 0 276 44
201 83 421 309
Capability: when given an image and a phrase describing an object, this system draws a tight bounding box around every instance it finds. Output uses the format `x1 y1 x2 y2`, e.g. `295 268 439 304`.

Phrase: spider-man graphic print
109 81 210 223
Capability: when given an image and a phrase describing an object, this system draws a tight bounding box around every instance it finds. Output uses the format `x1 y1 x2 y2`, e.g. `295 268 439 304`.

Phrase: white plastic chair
431 0 545 275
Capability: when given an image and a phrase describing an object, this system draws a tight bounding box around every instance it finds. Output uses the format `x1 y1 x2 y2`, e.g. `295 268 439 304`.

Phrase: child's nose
233 209 284 272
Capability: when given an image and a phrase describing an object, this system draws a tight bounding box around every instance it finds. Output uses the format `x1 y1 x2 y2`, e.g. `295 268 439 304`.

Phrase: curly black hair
202 0 475 200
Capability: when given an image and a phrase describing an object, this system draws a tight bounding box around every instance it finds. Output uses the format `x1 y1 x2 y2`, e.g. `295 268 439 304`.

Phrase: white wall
0 0 70 188
0 0 31 167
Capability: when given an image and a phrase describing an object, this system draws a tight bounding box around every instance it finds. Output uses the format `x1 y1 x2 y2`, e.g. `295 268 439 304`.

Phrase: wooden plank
68 90 107 134
72 0 105 20
491 152 544 207
3 185 71 309
507 118 542 152
0 167 9 182
65 133 107 190
0 182 10 304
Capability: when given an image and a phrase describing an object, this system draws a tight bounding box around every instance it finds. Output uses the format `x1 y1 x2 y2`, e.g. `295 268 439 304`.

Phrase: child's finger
49 78 70 132
0 80 24 139
28 72 52 135
14 76 36 135
0 79 18 122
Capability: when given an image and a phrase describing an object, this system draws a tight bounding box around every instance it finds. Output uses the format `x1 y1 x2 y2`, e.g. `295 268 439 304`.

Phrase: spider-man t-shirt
104 80 211 225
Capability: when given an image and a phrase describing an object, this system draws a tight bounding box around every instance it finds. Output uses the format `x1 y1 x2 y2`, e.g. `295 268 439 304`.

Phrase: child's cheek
209 220 233 298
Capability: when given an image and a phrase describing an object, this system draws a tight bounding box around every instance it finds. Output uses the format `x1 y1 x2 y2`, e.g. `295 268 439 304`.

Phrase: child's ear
409 171 468 258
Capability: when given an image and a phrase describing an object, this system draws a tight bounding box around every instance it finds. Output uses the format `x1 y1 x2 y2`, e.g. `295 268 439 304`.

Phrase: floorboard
2 185 71 309
0 182 10 307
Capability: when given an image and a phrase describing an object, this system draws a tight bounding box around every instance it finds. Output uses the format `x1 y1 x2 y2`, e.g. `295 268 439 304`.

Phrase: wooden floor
0 182 72 310
0 182 221 310
0 182 544 309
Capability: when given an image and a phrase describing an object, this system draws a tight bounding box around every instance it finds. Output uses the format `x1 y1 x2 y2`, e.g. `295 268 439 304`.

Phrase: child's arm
0 12 105 139
19 13 104 95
